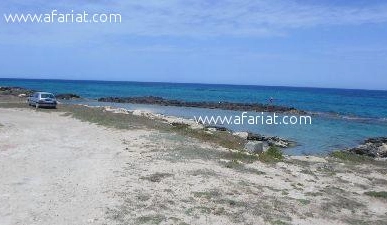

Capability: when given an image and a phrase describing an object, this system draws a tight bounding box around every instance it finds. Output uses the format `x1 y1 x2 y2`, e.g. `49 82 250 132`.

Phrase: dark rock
56 93 80 100
364 137 387 145
245 141 264 154
98 96 306 114
171 122 189 129
348 137 387 158
247 132 293 148
206 125 229 132
247 132 266 141
0 86 35 96
266 136 291 148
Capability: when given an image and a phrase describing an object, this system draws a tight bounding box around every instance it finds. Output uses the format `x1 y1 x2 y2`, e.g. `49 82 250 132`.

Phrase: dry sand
1 107 387 225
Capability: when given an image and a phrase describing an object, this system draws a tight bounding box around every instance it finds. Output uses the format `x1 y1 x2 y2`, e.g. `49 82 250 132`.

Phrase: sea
1 78 386 156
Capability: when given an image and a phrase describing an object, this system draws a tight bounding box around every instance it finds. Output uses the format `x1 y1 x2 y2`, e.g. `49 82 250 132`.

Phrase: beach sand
1 105 387 225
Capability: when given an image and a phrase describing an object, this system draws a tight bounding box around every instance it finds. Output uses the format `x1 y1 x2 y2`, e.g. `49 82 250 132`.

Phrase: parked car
27 92 57 109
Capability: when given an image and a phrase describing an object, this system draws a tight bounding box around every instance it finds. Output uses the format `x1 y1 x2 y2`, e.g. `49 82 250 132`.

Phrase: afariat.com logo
3 10 122 24
194 112 312 126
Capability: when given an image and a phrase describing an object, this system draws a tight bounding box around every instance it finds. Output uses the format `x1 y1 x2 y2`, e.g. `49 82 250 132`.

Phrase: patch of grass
193 189 221 200
172 124 245 150
136 193 151 202
337 177 350 184
291 183 303 191
270 219 291 225
370 178 387 185
300 169 315 176
58 104 166 130
330 151 373 163
297 199 311 205
140 172 173 183
321 186 366 213
322 196 365 213
245 168 266 175
316 164 337 176
223 159 243 169
259 146 284 163
222 150 259 164
344 218 372 225
189 169 218 177
64 104 246 151
364 191 387 199
305 191 323 197
185 206 212 215
136 214 165 224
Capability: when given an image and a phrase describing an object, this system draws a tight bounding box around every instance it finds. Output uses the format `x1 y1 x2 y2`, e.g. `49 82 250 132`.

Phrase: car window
41 94 54 98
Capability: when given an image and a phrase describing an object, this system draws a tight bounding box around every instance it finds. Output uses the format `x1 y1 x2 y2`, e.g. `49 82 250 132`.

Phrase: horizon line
0 76 386 92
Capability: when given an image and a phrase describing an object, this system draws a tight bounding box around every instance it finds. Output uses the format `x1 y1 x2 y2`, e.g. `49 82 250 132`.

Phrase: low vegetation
170 122 245 150
330 150 374 163
364 191 387 199
259 146 284 163
140 172 173 183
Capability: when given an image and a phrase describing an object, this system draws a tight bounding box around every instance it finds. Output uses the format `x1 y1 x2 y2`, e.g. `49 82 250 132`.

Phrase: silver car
27 92 57 109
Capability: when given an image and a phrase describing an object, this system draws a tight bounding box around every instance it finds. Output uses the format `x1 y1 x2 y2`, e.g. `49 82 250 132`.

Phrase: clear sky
1 0 387 90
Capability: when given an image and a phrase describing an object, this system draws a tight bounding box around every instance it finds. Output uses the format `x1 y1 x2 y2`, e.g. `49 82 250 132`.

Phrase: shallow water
1 78 387 155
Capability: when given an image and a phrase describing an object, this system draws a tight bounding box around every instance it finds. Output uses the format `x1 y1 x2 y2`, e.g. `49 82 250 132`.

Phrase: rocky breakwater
348 137 387 158
55 93 81 100
98 96 306 114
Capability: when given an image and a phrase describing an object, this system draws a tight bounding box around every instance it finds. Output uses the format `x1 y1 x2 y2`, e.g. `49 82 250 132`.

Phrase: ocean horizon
2 77 387 92
1 78 386 156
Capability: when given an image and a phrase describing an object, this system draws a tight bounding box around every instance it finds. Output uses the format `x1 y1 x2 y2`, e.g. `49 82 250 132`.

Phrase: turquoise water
1 78 386 155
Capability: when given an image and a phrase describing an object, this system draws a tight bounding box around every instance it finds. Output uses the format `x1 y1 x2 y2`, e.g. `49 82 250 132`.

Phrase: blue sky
1 0 387 90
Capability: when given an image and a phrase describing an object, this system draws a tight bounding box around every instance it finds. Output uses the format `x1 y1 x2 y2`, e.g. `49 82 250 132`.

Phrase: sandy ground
1 108 387 225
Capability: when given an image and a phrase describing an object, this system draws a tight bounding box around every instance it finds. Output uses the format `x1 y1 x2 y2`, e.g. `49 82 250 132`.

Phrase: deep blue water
1 78 387 155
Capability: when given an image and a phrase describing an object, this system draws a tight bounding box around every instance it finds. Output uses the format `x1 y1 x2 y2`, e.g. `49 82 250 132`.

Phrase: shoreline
1 87 386 158
1 99 387 224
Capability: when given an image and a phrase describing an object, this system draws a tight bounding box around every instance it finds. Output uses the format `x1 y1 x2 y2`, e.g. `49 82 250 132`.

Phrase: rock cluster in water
246 132 295 148
231 131 294 153
348 137 387 158
98 96 306 114
55 93 81 100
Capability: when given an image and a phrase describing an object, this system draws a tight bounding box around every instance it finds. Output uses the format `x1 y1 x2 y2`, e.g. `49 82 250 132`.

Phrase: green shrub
259 146 284 163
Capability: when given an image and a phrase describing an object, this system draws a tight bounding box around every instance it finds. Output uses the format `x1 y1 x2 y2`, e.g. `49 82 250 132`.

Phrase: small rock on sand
245 141 264 154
